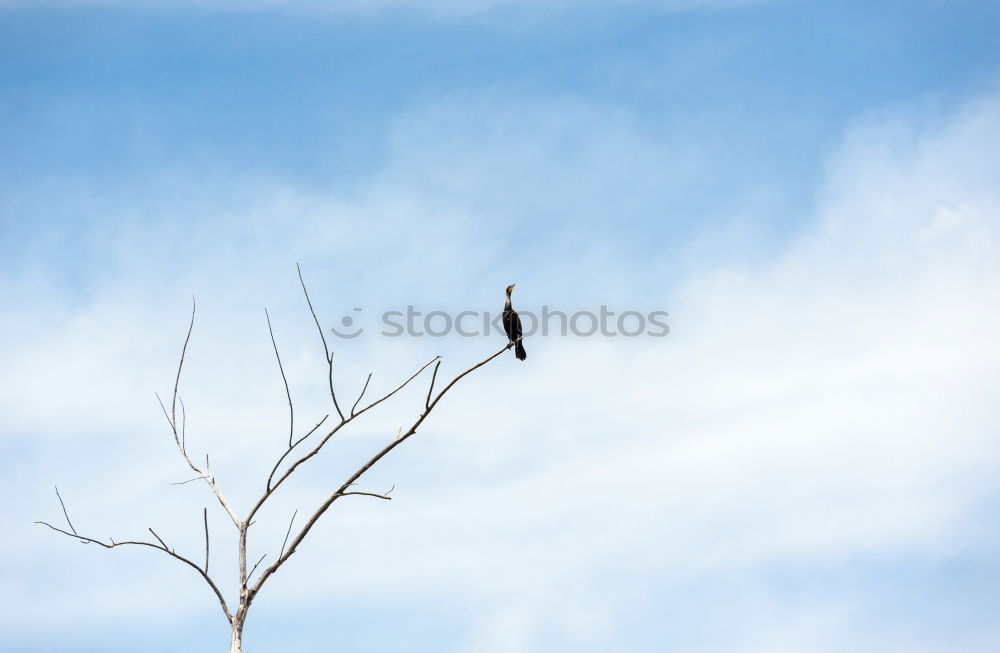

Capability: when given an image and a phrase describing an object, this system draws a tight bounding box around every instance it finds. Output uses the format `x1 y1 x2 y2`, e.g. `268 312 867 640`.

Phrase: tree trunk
232 521 249 653
230 617 244 653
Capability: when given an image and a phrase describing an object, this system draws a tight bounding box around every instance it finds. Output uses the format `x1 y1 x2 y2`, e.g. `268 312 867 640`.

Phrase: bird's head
505 283 515 296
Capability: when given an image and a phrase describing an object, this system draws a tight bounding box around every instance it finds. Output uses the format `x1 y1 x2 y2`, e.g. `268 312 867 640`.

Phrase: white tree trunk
231 519 248 653
230 617 244 653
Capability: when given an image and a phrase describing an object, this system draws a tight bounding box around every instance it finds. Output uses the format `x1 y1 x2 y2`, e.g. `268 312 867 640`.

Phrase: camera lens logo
329 308 364 339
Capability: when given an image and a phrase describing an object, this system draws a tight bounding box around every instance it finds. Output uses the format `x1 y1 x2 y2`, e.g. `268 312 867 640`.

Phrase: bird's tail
515 341 527 361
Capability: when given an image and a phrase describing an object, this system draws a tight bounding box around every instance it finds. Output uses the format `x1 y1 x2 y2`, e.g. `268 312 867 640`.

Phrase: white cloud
3 90 1000 650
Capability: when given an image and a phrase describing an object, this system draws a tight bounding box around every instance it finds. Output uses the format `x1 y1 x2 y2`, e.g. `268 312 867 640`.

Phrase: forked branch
36 489 232 623
154 299 240 529
265 415 329 492
249 355 440 523
249 342 512 598
351 373 373 416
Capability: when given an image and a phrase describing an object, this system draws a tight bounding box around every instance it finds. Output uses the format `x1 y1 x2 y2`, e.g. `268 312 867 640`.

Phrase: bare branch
351 373 372 417
297 263 344 421
294 416 329 447
425 360 441 410
279 509 297 559
203 507 209 574
247 554 267 585
326 361 343 422
175 464 238 529
265 308 294 448
154 306 241 529
170 476 203 486
338 489 393 501
355 356 441 418
251 343 509 597
148 528 168 550
179 396 187 453
249 356 440 525
53 486 77 535
172 297 196 441
265 415 328 492
428 344 514 411
37 521 90 544
37 520 232 623
155 392 174 431
296 262 330 363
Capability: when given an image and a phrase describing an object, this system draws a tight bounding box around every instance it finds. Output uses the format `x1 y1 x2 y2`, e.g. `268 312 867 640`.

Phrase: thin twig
53 486 77 535
425 360 441 409
338 489 393 500
355 356 441 418
327 362 342 421
179 396 187 453
351 373 372 417
297 263 344 420
171 297 196 440
265 415 328 492
265 308 294 448
296 262 330 362
155 392 173 430
247 554 267 585
170 476 203 486
149 528 168 550
279 509 298 559
293 416 329 448
203 507 209 574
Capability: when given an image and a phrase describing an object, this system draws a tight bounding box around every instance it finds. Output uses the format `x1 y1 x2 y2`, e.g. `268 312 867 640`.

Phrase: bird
502 284 527 361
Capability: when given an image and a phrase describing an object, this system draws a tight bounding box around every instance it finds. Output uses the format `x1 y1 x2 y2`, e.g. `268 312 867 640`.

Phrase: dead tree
37 266 519 653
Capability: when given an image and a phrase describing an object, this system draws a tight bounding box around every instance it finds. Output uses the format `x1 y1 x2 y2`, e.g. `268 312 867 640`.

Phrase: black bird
503 284 527 361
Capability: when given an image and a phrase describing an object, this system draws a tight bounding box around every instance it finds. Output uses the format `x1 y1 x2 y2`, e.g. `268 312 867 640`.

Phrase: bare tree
37 266 519 653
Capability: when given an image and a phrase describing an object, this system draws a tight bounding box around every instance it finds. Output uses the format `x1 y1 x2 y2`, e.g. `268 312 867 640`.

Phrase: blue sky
2 1 1000 652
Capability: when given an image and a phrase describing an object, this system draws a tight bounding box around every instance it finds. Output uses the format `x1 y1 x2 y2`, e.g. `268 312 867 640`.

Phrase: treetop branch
250 342 509 597
265 308 295 448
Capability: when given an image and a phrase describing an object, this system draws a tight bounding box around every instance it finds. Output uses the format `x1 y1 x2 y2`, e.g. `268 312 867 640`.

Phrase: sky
2 1 1000 651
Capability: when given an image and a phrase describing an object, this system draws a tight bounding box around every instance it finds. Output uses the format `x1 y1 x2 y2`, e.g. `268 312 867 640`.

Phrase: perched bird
502 284 527 361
